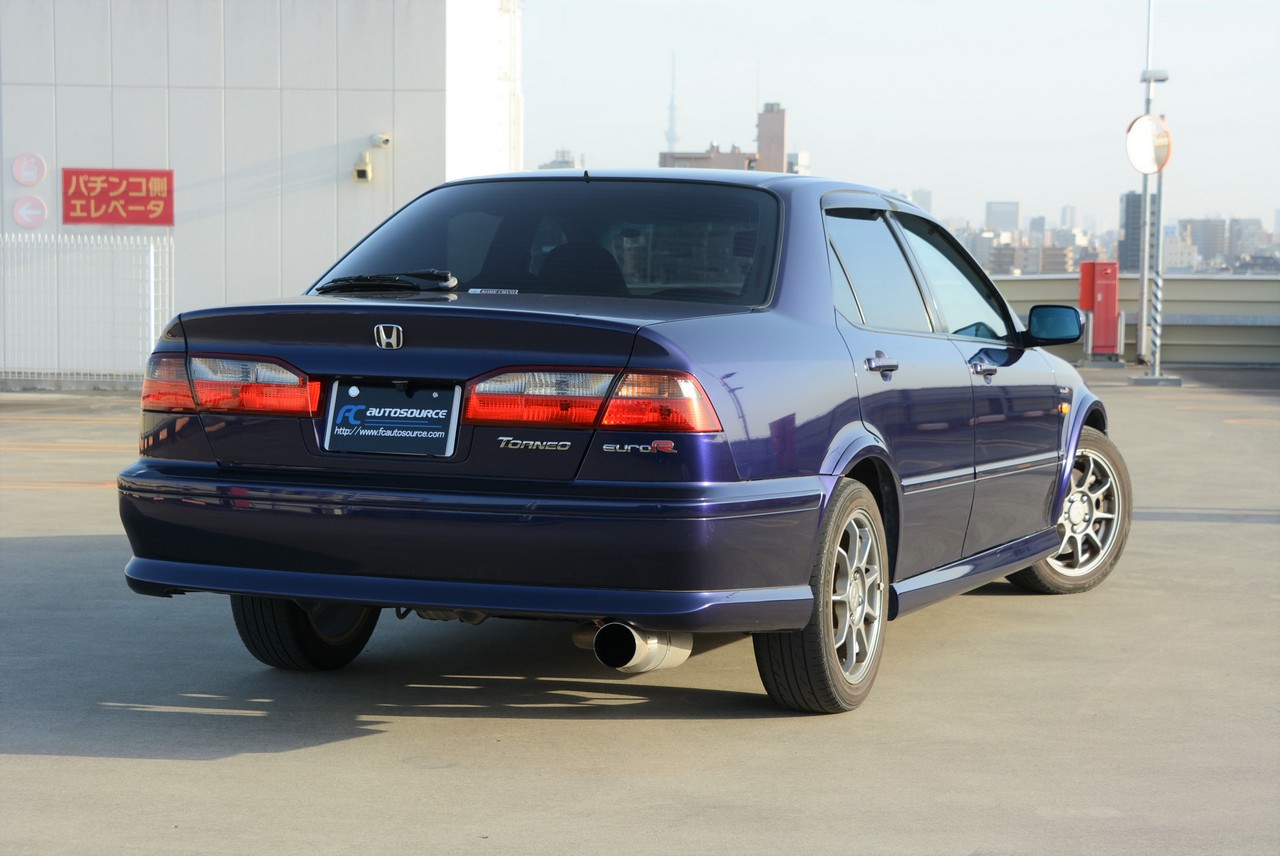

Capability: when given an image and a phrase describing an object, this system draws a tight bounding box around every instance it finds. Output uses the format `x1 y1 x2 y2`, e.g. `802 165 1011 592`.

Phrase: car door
893 213 1064 557
824 203 975 579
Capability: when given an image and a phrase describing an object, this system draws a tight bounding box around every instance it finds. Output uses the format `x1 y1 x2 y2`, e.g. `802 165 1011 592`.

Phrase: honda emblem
373 324 403 350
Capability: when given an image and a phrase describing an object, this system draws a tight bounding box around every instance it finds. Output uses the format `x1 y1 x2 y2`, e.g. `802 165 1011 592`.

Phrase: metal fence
996 273 1280 365
0 233 173 385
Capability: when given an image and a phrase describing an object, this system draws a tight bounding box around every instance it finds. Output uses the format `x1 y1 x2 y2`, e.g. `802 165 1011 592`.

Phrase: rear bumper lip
125 558 814 633
117 461 821 519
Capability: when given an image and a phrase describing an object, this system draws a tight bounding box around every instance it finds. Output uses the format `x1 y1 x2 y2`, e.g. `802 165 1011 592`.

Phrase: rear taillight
188 357 321 416
463 369 721 433
141 355 197 412
141 355 319 417
464 370 616 428
600 371 723 432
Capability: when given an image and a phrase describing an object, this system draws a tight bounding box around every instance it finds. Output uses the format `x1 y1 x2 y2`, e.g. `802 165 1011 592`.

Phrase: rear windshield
318 179 780 305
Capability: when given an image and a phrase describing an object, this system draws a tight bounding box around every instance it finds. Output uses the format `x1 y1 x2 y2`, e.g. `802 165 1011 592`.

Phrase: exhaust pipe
591 623 693 674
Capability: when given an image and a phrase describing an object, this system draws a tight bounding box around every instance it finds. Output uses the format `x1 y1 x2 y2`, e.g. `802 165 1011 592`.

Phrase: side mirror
1024 304 1082 346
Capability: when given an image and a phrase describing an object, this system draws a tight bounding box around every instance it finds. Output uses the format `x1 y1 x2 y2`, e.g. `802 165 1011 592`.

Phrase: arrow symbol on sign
13 196 47 229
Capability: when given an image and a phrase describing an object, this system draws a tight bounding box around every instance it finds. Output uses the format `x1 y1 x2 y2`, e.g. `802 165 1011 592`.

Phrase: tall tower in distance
756 103 787 173
665 55 678 154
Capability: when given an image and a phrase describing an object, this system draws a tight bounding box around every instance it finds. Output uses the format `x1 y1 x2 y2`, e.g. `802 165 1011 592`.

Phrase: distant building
1015 246 1040 275
756 103 787 173
539 149 582 170
1179 219 1227 267
985 201 1019 233
660 143 755 171
786 152 812 176
1228 218 1265 259
1162 236 1200 273
658 103 809 173
1027 216 1046 248
910 189 932 213
963 230 997 270
1040 246 1075 274
1060 205 1077 231
1117 191 1160 273
1050 228 1081 249
988 244 1017 276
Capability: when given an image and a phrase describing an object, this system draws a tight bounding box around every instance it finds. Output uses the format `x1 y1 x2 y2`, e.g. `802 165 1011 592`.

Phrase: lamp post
1125 112 1179 386
1127 1 1180 387
1137 69 1167 365
1136 0 1167 364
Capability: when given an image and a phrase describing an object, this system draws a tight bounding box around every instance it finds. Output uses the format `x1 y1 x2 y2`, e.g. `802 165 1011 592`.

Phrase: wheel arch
838 449 902 586
1053 395 1109 521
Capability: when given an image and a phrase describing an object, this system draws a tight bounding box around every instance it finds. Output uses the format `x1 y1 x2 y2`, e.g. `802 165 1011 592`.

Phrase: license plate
323 381 461 457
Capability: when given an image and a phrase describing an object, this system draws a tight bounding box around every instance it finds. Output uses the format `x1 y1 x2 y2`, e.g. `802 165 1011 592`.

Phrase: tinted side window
897 214 1010 342
825 210 932 333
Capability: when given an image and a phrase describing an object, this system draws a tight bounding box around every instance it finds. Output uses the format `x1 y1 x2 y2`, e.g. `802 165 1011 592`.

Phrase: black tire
230 595 380 671
753 480 888 714
1008 426 1132 594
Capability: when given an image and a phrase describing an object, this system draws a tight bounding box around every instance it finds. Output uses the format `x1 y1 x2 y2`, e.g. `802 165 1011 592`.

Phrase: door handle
865 351 899 377
970 360 998 378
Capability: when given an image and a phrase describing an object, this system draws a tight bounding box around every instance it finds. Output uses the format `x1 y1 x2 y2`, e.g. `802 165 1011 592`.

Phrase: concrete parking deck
1 368 1277 855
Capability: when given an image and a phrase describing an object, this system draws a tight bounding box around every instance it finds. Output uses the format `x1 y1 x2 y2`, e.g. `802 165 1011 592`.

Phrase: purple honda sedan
119 171 1130 713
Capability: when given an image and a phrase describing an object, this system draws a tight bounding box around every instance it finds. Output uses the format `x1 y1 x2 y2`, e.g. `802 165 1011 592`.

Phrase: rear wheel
753 480 887 714
1008 426 1131 594
230 595 380 670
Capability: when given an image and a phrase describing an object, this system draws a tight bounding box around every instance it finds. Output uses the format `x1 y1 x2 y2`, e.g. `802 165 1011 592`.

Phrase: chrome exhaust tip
592 623 693 674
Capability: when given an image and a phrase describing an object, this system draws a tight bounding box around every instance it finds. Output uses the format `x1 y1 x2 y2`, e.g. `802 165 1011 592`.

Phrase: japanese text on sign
62 168 174 226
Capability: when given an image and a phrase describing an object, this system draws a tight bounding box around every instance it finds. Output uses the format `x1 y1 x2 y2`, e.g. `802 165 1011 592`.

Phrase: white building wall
0 0 522 319
446 0 523 180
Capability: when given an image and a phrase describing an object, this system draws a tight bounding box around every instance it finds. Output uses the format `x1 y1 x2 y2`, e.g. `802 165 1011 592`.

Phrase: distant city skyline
522 0 1279 233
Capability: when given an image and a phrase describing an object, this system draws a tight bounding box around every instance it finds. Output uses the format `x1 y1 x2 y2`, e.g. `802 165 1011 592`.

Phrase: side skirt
888 528 1059 619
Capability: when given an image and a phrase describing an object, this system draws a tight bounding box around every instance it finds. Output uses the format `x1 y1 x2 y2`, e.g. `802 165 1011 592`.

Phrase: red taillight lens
188 357 321 417
141 354 197 412
462 368 722 433
464 370 615 427
600 371 722 432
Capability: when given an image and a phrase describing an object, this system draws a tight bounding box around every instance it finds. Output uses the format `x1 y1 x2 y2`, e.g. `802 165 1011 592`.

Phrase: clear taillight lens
141 354 197 412
187 357 321 416
464 370 616 427
463 368 721 433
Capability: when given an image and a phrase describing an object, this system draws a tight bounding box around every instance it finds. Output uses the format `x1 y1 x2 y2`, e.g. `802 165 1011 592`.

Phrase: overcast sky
522 0 1280 232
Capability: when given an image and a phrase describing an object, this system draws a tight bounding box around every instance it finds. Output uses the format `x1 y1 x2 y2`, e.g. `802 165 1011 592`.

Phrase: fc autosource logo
373 324 403 349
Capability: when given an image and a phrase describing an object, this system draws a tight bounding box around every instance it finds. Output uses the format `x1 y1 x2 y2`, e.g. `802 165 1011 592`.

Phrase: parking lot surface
2 368 1277 855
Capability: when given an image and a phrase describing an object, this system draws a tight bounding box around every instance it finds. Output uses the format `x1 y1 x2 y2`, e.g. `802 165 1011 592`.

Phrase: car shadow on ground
2 535 795 762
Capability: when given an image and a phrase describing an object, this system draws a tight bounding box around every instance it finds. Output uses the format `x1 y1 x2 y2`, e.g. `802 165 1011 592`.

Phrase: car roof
442 169 926 217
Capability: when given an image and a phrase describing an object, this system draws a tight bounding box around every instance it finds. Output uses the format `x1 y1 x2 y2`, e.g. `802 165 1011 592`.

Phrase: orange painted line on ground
1179 405 1280 412
0 445 135 450
0 448 132 454
0 417 137 424
1222 418 1280 426
0 482 116 491
3 478 120 483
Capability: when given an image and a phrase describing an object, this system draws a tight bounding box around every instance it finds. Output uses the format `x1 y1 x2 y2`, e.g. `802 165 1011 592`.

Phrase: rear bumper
119 461 824 632
125 559 813 632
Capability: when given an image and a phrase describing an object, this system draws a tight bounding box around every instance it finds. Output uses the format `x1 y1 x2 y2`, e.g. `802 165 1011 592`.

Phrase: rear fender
820 426 904 582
